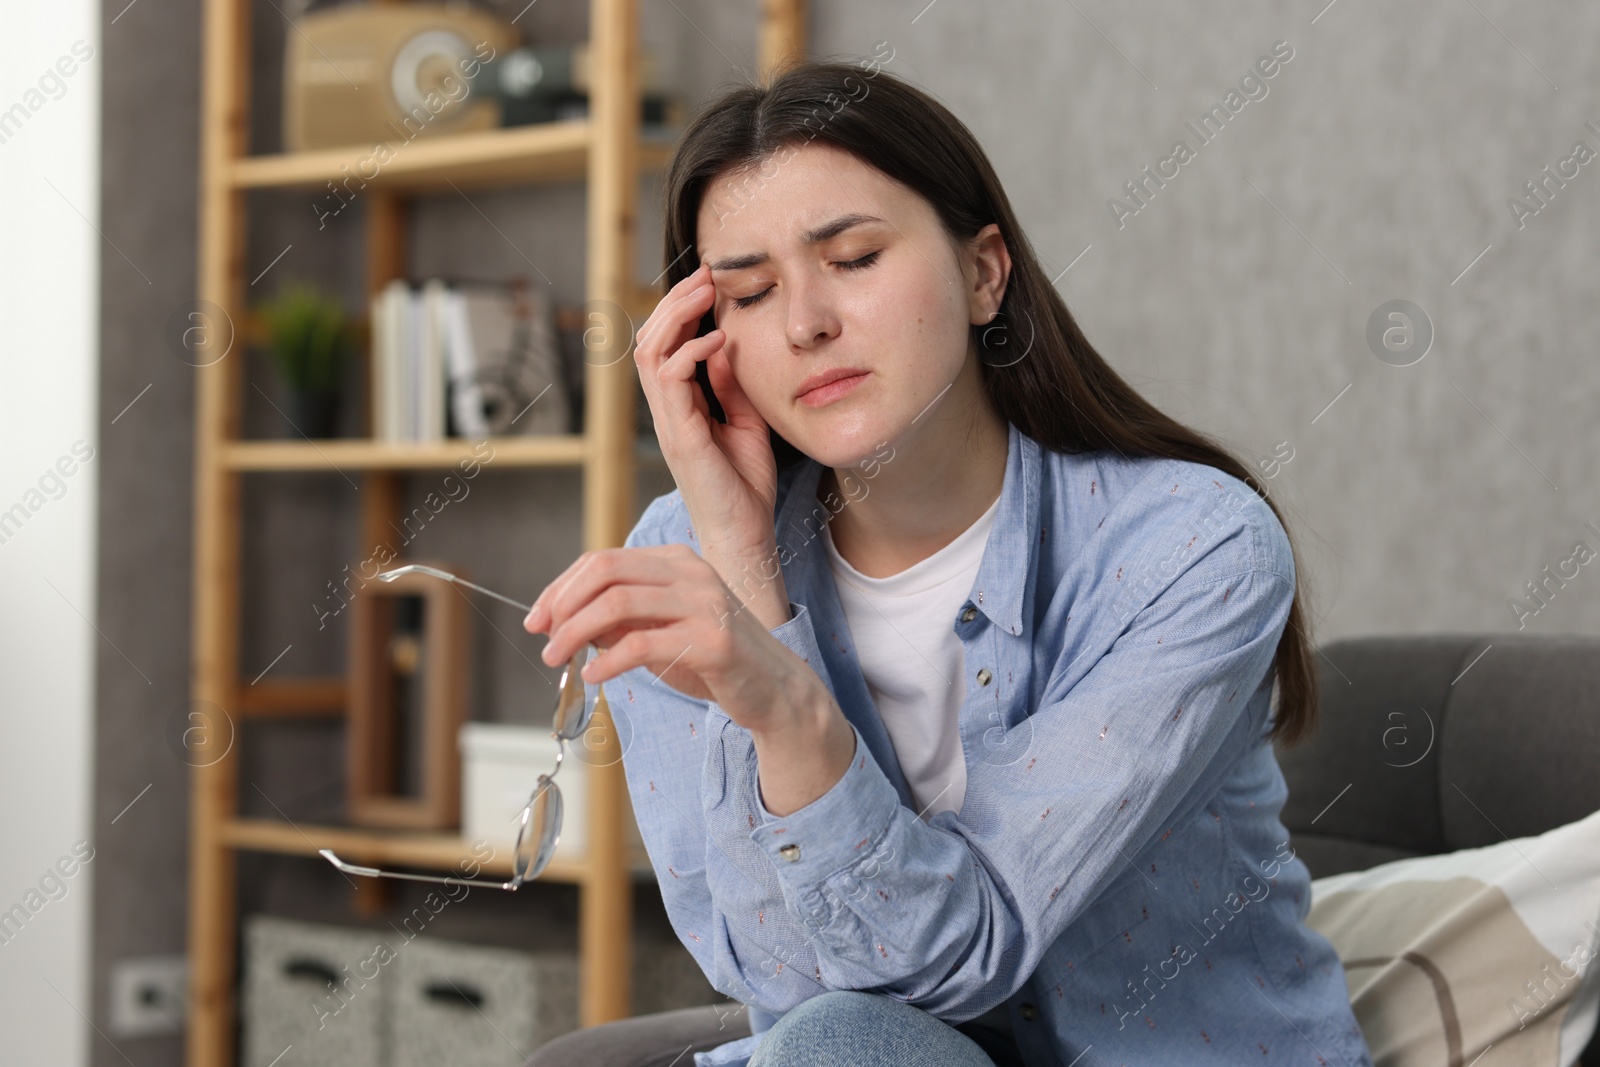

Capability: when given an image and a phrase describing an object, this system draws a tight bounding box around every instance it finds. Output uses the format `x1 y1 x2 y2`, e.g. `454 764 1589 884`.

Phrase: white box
460 723 589 862
460 722 646 869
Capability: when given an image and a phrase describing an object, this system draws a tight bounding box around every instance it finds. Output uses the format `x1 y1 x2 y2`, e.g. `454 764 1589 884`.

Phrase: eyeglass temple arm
377 565 533 614
318 848 521 892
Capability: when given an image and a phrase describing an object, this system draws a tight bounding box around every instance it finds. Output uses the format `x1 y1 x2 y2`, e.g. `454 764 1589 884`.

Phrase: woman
524 59 1374 1067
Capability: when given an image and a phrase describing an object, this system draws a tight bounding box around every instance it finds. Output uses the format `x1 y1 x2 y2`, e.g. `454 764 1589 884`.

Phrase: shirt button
1019 1002 1037 1021
960 606 977 623
779 844 801 862
976 668 992 686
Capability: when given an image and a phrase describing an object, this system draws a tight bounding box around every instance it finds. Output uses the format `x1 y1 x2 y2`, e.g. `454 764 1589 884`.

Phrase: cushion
1306 806 1600 1066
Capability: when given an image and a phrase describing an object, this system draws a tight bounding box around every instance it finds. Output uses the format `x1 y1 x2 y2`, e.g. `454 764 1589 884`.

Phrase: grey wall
806 0 1600 640
91 0 1598 1065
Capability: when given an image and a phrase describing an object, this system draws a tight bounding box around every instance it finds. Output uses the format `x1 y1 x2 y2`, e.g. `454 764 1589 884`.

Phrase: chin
780 416 898 471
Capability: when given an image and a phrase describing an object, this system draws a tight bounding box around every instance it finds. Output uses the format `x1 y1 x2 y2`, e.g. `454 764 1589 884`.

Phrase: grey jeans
525 995 1027 1067
525 1002 754 1067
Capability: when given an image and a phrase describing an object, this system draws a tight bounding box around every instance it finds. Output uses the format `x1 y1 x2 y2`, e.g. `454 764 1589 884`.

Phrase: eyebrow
706 213 887 272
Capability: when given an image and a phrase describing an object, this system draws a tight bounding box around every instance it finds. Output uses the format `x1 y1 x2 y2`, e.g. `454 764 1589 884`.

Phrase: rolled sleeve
748 720 900 879
765 600 838 693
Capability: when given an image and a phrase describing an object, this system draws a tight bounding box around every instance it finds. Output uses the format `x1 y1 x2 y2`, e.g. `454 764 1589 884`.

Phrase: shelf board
222 817 655 885
230 120 679 193
223 434 666 472
237 677 346 717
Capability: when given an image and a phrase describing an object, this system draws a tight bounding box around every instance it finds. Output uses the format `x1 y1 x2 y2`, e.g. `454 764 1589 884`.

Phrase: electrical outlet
108 956 188 1037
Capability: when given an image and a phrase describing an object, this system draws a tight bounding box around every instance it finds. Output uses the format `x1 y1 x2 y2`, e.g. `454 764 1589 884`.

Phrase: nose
784 270 842 350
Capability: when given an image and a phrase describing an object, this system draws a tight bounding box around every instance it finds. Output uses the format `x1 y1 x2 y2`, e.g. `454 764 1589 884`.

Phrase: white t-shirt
820 489 1001 822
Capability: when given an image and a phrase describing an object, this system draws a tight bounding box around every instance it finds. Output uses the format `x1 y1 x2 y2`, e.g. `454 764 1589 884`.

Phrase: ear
965 223 1011 325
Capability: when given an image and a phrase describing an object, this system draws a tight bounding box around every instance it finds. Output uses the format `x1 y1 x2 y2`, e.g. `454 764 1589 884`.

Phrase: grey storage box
391 936 578 1067
242 915 396 1067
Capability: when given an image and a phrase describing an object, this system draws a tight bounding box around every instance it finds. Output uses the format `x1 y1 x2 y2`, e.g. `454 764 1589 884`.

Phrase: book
367 278 568 441
369 279 410 442
419 279 448 442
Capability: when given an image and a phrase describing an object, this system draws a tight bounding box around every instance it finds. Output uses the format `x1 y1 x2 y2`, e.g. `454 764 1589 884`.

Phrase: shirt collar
773 419 1042 640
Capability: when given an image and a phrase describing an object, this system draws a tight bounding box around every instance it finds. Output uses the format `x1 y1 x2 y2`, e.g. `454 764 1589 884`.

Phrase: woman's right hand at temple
632 260 789 627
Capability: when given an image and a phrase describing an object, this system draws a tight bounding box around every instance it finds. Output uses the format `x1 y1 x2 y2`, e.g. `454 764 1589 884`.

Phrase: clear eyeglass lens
513 776 562 880
553 644 600 741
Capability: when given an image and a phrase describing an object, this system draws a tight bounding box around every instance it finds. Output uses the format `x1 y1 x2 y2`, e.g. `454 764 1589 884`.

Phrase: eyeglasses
318 564 599 892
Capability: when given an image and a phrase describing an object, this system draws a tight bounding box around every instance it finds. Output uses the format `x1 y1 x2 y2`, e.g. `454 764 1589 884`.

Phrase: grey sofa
529 633 1600 1067
1276 632 1600 1067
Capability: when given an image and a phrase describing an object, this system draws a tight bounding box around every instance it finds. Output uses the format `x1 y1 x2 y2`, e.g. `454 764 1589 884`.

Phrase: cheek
880 275 969 366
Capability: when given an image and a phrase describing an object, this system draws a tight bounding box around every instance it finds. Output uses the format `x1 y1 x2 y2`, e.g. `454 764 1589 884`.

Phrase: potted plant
256 282 355 438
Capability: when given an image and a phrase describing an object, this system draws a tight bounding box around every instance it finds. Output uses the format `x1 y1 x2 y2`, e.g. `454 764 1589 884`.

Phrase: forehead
695 142 916 256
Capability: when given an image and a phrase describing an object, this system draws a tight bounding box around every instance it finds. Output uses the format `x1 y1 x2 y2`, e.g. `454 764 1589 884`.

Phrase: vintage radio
283 2 521 151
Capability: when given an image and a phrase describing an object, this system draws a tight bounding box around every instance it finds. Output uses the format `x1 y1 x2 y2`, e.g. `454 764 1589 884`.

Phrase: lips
796 367 870 399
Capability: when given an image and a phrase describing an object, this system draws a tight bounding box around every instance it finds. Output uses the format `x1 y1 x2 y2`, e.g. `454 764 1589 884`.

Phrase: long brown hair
658 58 1320 747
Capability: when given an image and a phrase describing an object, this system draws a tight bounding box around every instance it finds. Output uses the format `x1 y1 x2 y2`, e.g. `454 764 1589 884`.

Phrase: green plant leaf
255 282 355 392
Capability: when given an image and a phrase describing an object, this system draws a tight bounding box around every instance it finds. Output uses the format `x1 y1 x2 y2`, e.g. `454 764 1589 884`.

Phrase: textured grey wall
92 1 1598 1065
807 0 1600 641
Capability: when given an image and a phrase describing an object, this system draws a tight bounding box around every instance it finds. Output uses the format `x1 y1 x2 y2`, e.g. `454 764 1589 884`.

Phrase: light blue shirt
600 420 1374 1066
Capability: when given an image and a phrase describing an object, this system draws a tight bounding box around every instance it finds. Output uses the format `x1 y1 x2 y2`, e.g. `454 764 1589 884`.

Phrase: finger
655 329 724 390
647 330 725 442
526 551 606 634
584 593 737 692
703 341 767 433
636 270 714 360
647 261 711 326
636 295 713 396
541 584 692 668
581 625 700 687
529 545 692 637
635 284 714 398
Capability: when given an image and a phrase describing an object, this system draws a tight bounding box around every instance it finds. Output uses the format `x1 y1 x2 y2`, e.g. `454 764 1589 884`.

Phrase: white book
394 279 412 442
393 284 409 441
374 280 409 442
420 279 449 442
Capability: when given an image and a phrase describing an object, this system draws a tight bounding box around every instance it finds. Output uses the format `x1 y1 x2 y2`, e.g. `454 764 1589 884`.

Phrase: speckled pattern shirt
597 420 1375 1067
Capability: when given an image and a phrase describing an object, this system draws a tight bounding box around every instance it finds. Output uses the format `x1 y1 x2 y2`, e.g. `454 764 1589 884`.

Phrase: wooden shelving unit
183 2 808 1064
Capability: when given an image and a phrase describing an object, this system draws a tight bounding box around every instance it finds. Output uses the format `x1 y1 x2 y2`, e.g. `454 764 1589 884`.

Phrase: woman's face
695 141 998 469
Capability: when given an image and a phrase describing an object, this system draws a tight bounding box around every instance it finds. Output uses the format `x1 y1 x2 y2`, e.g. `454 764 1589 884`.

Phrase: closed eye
730 250 883 310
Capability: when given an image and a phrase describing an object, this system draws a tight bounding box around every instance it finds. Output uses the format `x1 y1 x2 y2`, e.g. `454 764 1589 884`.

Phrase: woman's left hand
523 543 819 734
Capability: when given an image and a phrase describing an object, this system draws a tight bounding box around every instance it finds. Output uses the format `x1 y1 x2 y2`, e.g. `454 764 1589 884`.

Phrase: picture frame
347 560 469 829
